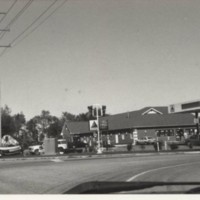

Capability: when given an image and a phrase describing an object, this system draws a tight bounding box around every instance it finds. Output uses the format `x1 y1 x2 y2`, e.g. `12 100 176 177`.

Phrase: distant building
66 107 196 145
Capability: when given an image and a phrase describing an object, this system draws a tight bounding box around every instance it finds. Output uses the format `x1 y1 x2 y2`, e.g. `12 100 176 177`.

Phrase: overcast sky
0 0 200 120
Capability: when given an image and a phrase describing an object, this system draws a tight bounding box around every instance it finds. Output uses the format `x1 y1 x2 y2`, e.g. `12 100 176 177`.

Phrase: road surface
0 153 200 194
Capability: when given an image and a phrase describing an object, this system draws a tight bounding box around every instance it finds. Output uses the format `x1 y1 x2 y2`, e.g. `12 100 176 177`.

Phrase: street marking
126 161 200 182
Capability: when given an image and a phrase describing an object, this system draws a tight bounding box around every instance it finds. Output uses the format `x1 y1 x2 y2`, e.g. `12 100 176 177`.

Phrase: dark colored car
185 135 200 148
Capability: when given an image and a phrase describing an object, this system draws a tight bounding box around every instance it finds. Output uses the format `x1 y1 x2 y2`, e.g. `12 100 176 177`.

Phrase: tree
76 112 92 121
1 105 15 136
13 112 26 133
26 116 41 142
48 117 62 138
27 111 62 141
62 111 95 122
62 112 76 121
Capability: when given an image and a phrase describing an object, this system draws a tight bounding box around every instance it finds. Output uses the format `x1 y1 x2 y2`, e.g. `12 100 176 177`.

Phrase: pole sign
89 120 98 131
100 120 108 130
194 118 199 124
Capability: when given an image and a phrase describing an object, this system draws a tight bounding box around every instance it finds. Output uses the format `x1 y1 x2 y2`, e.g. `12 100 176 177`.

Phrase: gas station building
66 106 197 146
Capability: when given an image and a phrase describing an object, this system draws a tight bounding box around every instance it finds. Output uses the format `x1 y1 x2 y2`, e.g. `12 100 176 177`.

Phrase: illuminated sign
100 120 108 130
89 120 98 131
168 100 200 114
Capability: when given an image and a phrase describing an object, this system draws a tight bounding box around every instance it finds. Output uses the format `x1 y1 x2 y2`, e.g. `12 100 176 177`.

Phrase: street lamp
88 104 106 154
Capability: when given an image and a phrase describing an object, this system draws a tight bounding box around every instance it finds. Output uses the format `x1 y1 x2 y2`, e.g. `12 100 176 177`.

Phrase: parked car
185 135 200 148
136 136 156 145
0 145 22 157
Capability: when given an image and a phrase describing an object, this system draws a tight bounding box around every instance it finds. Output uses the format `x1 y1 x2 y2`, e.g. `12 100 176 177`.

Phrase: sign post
88 104 106 154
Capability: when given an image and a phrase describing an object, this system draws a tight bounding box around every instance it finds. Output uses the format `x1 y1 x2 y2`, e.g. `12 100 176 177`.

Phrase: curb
1 151 200 162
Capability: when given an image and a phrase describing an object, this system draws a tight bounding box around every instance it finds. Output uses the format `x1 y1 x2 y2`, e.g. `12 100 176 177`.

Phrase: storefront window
156 129 175 137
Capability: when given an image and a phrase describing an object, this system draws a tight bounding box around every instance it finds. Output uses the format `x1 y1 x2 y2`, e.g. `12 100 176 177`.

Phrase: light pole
96 106 101 154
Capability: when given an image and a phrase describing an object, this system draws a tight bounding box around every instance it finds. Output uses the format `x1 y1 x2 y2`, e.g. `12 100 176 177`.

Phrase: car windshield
58 141 66 144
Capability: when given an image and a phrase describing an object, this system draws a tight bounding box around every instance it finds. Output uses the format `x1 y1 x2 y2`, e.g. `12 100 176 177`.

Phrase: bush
127 143 133 151
140 144 146 150
169 143 179 150
89 146 94 152
188 142 193 149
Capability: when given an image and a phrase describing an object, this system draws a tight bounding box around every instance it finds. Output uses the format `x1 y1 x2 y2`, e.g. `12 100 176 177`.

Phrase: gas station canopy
168 100 200 114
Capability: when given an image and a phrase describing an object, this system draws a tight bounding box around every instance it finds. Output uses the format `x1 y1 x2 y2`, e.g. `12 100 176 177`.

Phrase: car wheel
188 142 193 149
34 149 40 155
58 147 64 153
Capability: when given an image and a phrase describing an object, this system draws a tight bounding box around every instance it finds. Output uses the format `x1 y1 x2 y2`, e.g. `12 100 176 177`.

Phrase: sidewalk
1 149 200 162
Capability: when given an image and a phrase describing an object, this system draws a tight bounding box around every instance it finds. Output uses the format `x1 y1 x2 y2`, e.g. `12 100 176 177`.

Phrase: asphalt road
0 153 200 194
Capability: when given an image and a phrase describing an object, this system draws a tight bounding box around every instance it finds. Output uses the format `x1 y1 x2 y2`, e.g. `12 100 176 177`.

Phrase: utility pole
0 82 1 146
96 107 101 154
0 44 11 48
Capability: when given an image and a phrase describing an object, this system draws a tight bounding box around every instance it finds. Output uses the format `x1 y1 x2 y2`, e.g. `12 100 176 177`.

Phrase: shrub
89 146 94 152
169 143 179 150
188 142 193 149
127 143 133 151
140 144 146 150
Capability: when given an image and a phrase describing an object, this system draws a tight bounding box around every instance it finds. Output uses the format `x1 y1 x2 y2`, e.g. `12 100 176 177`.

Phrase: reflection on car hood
0 145 21 151
64 181 200 194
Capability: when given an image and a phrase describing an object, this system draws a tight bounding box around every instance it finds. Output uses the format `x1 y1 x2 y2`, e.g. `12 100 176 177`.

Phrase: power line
0 29 10 32
0 0 68 58
11 0 59 46
12 0 68 47
0 0 34 40
0 45 11 48
0 0 18 25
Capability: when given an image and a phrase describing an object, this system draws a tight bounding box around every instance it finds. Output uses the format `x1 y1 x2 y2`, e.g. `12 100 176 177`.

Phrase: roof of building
102 106 195 131
67 106 195 134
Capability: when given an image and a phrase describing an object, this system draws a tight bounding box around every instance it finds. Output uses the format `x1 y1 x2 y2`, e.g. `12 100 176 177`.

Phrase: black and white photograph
1 0 200 196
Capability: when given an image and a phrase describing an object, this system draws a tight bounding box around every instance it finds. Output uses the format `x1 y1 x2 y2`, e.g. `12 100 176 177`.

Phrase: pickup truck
136 136 156 145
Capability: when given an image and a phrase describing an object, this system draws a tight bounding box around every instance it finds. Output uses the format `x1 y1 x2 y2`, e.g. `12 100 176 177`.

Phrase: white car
29 144 44 155
136 136 156 145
